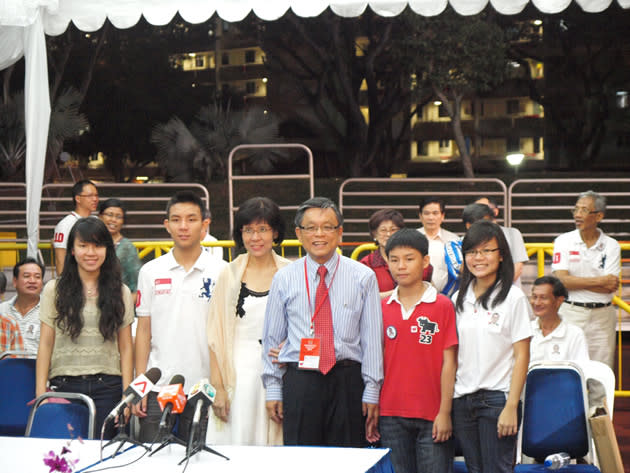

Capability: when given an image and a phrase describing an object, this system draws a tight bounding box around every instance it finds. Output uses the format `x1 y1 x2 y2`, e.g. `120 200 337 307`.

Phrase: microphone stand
102 404 150 459
178 402 229 464
149 407 187 456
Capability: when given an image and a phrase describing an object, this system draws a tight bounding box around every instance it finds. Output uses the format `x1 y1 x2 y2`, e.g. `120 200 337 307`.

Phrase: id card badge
298 338 321 370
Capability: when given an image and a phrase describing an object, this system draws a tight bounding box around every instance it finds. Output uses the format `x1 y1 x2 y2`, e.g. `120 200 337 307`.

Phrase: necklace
85 286 98 296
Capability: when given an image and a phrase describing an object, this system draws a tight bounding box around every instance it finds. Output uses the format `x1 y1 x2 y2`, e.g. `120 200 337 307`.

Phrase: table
0 436 393 473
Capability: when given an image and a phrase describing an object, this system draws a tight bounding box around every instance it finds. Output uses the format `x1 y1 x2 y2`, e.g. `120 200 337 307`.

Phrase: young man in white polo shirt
529 276 589 365
133 191 227 442
53 180 99 275
552 190 620 368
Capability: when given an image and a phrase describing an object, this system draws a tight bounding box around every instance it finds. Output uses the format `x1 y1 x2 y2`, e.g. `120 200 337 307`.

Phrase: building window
533 136 541 154
438 104 449 117
439 139 450 148
507 136 520 152
221 53 229 65
246 81 257 94
245 50 256 63
195 56 204 68
506 99 520 115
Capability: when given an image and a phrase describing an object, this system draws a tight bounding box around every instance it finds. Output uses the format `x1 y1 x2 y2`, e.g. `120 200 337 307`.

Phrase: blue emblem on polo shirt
199 278 215 300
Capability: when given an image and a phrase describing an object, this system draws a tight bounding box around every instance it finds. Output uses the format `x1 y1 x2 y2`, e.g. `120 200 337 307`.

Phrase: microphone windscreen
169 374 185 386
145 367 162 384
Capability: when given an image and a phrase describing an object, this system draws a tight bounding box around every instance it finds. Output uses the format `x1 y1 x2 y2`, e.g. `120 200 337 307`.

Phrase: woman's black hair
233 197 285 248
455 220 514 312
55 218 125 342
99 198 126 219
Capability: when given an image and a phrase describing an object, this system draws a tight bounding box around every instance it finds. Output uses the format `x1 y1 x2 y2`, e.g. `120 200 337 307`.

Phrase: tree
507 4 630 169
397 9 509 178
151 101 286 183
0 88 87 182
251 11 427 177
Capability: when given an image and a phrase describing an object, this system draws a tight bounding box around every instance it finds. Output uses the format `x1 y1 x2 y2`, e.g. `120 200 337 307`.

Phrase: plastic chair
0 353 36 435
26 392 97 440
515 361 600 472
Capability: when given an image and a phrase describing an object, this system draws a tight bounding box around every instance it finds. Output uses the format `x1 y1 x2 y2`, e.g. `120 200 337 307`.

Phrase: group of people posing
0 182 620 473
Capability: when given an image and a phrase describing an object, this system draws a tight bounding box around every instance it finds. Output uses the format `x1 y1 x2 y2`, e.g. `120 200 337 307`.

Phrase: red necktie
315 265 336 374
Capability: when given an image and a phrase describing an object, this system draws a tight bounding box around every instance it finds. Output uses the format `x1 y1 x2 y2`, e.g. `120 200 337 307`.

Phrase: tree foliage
151 102 285 183
507 4 630 169
396 9 509 177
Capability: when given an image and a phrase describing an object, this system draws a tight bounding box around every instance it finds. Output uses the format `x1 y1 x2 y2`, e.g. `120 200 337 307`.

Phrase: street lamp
506 152 525 176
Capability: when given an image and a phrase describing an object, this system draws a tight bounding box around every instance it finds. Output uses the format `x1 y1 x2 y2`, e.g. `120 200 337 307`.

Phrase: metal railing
227 144 314 237
508 178 630 241
338 178 507 240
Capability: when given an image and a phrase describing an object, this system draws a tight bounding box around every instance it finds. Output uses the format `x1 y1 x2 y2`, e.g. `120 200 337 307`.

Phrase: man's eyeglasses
571 207 599 216
78 193 99 199
298 225 340 235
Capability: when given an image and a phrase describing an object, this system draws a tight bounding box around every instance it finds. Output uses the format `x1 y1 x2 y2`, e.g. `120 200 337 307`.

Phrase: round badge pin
386 325 397 339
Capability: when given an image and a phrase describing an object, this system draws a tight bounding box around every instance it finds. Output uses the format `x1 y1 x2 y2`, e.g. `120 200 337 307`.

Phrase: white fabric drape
0 0 629 257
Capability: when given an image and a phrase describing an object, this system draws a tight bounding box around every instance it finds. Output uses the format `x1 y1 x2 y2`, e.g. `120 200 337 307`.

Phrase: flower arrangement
42 424 82 473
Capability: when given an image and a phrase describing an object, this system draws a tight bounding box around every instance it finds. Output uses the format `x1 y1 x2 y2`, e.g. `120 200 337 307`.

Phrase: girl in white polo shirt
452 221 532 473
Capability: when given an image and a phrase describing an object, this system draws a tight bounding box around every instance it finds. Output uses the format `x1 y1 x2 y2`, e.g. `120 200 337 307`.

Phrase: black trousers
282 361 366 447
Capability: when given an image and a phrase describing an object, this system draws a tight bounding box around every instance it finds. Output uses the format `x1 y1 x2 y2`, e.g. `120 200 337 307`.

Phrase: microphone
186 379 215 453
157 374 186 432
105 367 161 423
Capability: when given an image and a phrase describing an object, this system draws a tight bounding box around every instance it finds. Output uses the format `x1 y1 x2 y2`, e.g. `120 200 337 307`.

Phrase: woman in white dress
206 197 289 445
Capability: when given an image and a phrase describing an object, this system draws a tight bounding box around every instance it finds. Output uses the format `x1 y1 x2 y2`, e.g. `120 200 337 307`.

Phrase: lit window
246 82 257 94
245 50 256 63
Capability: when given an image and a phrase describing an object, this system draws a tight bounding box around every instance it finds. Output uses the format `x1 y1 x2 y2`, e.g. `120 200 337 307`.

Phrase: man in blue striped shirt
262 197 384 446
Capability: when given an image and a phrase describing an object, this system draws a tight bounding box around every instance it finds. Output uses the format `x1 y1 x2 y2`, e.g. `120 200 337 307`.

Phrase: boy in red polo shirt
379 228 458 473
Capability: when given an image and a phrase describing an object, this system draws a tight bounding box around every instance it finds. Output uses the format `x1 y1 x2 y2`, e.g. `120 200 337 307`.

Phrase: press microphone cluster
105 367 162 424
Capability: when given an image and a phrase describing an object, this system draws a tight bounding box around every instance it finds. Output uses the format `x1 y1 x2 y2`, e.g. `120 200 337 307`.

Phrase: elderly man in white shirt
529 275 589 365
552 190 620 368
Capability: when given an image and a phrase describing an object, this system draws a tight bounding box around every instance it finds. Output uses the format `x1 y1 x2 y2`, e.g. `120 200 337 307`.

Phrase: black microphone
185 379 215 454
105 367 161 423
157 374 186 432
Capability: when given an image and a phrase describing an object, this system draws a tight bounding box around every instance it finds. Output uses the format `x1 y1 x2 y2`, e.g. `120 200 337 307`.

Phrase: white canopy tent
1 0 629 257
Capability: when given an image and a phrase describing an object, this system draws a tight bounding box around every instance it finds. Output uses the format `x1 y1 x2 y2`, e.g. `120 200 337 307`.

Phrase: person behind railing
201 207 226 261
551 190 620 369
0 258 45 356
53 180 99 275
360 209 432 299
417 197 459 294
36 218 134 439
206 197 289 445
474 196 528 287
99 199 142 301
452 221 532 473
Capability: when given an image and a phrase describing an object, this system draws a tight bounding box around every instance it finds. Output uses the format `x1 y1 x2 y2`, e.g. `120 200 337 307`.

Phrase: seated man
529 276 589 365
0 258 45 356
0 313 24 353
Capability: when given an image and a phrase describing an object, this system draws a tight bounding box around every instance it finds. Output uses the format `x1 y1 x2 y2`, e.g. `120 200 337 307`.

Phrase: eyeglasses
376 227 400 236
298 225 340 235
464 248 500 258
102 212 124 220
571 207 599 216
242 226 272 236
78 193 99 199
